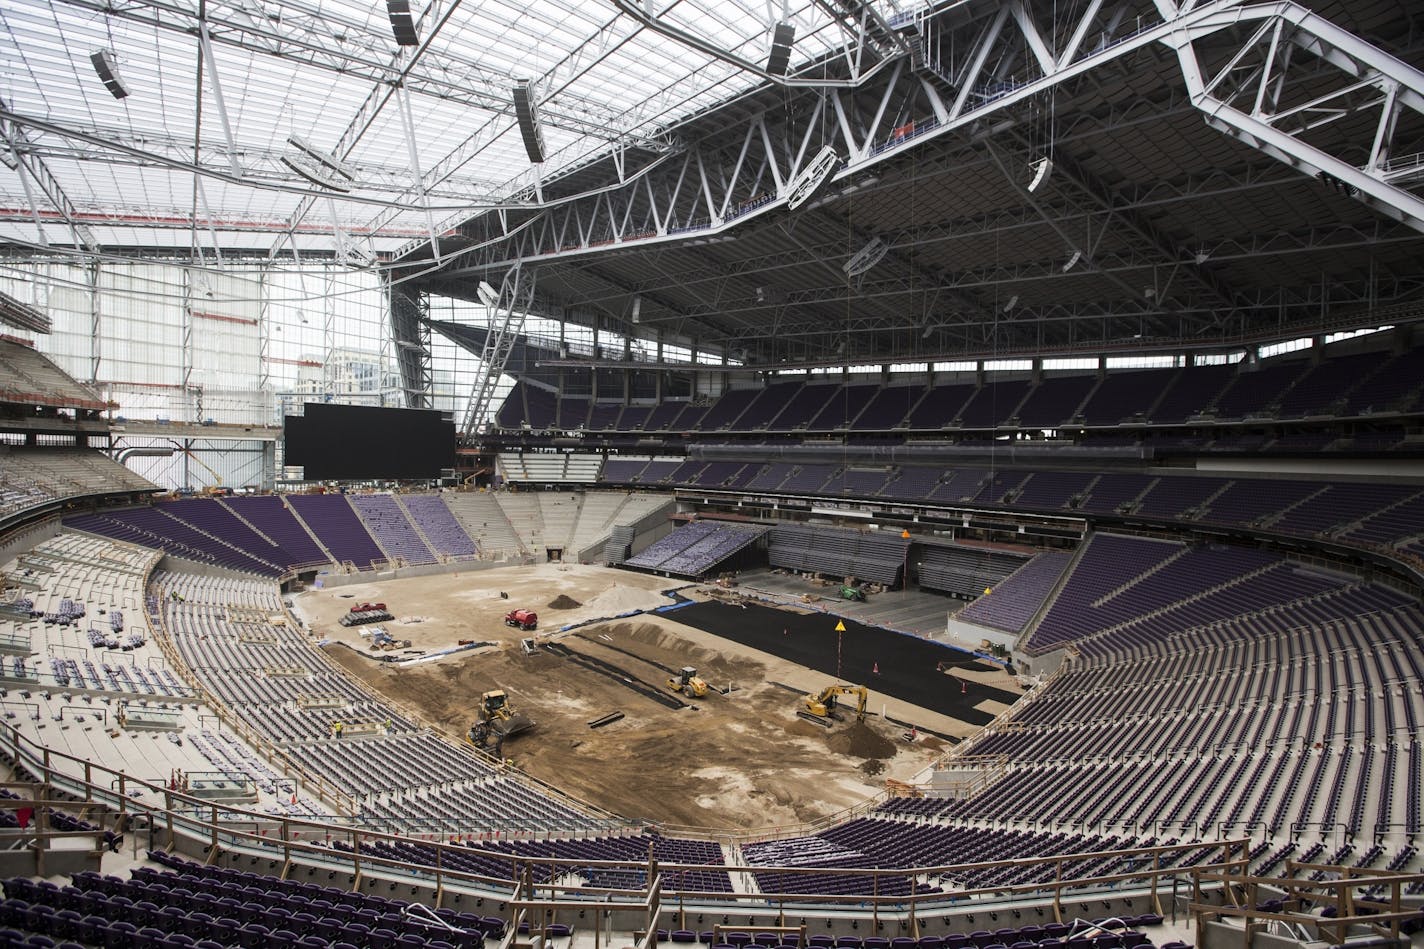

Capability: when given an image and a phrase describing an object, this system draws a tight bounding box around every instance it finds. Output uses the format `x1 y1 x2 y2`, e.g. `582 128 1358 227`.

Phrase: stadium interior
1 0 1424 948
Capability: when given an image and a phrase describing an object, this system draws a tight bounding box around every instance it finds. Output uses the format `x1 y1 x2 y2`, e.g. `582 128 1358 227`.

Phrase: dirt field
296 564 999 832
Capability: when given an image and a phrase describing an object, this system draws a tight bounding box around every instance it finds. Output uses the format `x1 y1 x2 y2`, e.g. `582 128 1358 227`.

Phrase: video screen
283 403 455 480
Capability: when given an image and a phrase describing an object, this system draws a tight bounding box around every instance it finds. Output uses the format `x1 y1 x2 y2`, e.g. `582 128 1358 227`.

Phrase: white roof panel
2 0 900 261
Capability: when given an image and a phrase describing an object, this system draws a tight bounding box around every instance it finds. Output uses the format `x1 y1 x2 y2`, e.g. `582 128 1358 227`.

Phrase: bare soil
300 564 983 833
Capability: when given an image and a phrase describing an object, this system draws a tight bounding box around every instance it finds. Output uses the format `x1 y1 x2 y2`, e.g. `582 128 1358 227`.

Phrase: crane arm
180 446 224 489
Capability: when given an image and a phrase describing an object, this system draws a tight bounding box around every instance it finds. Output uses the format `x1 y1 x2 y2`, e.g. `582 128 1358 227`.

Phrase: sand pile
828 722 897 759
547 594 582 610
582 584 666 615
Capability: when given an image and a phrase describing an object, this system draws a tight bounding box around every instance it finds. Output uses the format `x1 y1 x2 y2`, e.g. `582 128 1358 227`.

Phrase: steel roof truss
672 219 1416 323
52 0 637 141
437 2 1240 272
950 6 1010 122
757 118 788 192
1010 0 1058 76
462 264 533 440
789 95 828 184
443 130 795 271
1058 0 1106 70
1168 1 1424 234
389 283 431 410
0 96 97 253
717 124 758 220
195 16 244 178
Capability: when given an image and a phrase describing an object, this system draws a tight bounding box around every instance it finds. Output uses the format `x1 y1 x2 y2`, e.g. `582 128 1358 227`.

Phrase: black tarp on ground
667 600 1021 726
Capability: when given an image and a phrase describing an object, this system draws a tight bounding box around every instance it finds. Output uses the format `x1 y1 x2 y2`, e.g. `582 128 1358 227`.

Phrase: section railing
0 715 1251 920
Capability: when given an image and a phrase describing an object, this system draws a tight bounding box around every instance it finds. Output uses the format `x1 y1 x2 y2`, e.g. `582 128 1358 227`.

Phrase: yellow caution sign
834 620 846 631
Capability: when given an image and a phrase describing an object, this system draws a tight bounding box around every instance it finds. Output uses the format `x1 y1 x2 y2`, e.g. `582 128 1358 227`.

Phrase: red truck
350 602 387 614
504 609 538 631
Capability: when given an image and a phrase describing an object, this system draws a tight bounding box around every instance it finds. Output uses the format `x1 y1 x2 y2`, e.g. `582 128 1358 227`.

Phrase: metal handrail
0 715 1250 914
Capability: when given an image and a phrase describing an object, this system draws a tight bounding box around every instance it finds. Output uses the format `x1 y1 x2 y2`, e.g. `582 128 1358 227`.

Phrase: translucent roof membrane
1 0 901 262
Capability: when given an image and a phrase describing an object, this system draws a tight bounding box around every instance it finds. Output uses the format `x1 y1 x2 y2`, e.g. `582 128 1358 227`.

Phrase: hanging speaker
386 0 419 46
787 145 840 210
90 50 130 99
512 80 546 164
766 21 796 76
280 154 352 192
1027 156 1054 193
843 237 888 277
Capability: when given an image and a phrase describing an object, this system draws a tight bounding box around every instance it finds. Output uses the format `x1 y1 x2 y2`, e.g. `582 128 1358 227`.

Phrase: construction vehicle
180 447 224 494
504 608 538 631
467 689 535 754
839 584 866 601
666 666 709 699
801 684 869 725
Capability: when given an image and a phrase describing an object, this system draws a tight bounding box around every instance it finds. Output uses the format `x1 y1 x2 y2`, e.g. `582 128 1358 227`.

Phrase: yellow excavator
467 689 535 754
800 684 869 726
667 666 709 699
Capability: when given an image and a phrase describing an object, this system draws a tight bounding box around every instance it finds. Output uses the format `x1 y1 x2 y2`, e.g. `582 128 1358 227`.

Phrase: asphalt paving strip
574 632 680 677
666 599 1021 726
541 641 686 710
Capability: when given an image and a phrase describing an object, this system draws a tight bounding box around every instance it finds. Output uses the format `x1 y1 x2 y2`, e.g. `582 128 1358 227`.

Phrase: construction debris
588 711 624 729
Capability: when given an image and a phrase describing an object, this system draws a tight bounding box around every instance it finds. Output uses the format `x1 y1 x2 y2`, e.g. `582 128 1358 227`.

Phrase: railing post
1053 856 1063 922
871 870 879 932
434 839 444 908
351 828 363 890
159 788 174 851
1151 850 1161 915
33 802 48 878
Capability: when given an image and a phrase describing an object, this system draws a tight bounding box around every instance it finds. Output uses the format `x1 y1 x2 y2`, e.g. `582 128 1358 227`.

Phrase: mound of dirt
547 594 582 610
827 722 897 759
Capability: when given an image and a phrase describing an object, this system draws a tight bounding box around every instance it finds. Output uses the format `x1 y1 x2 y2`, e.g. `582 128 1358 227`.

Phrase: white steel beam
462 265 534 440
1163 0 1424 234
0 96 98 252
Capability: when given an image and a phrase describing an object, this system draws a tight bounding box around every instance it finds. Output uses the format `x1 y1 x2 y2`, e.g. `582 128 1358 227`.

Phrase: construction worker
332 720 344 739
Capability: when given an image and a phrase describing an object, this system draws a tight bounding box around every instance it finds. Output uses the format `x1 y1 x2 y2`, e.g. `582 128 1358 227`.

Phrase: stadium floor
667 599 1021 726
735 568 956 638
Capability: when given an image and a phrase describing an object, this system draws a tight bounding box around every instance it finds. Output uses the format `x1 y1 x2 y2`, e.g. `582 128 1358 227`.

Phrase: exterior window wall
1 259 393 427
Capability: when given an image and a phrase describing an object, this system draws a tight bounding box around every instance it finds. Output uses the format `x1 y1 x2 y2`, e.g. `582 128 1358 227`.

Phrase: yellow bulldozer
467 689 535 754
800 684 868 726
666 666 709 699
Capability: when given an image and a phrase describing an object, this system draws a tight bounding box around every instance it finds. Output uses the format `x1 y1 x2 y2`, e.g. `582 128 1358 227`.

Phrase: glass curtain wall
0 259 395 425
